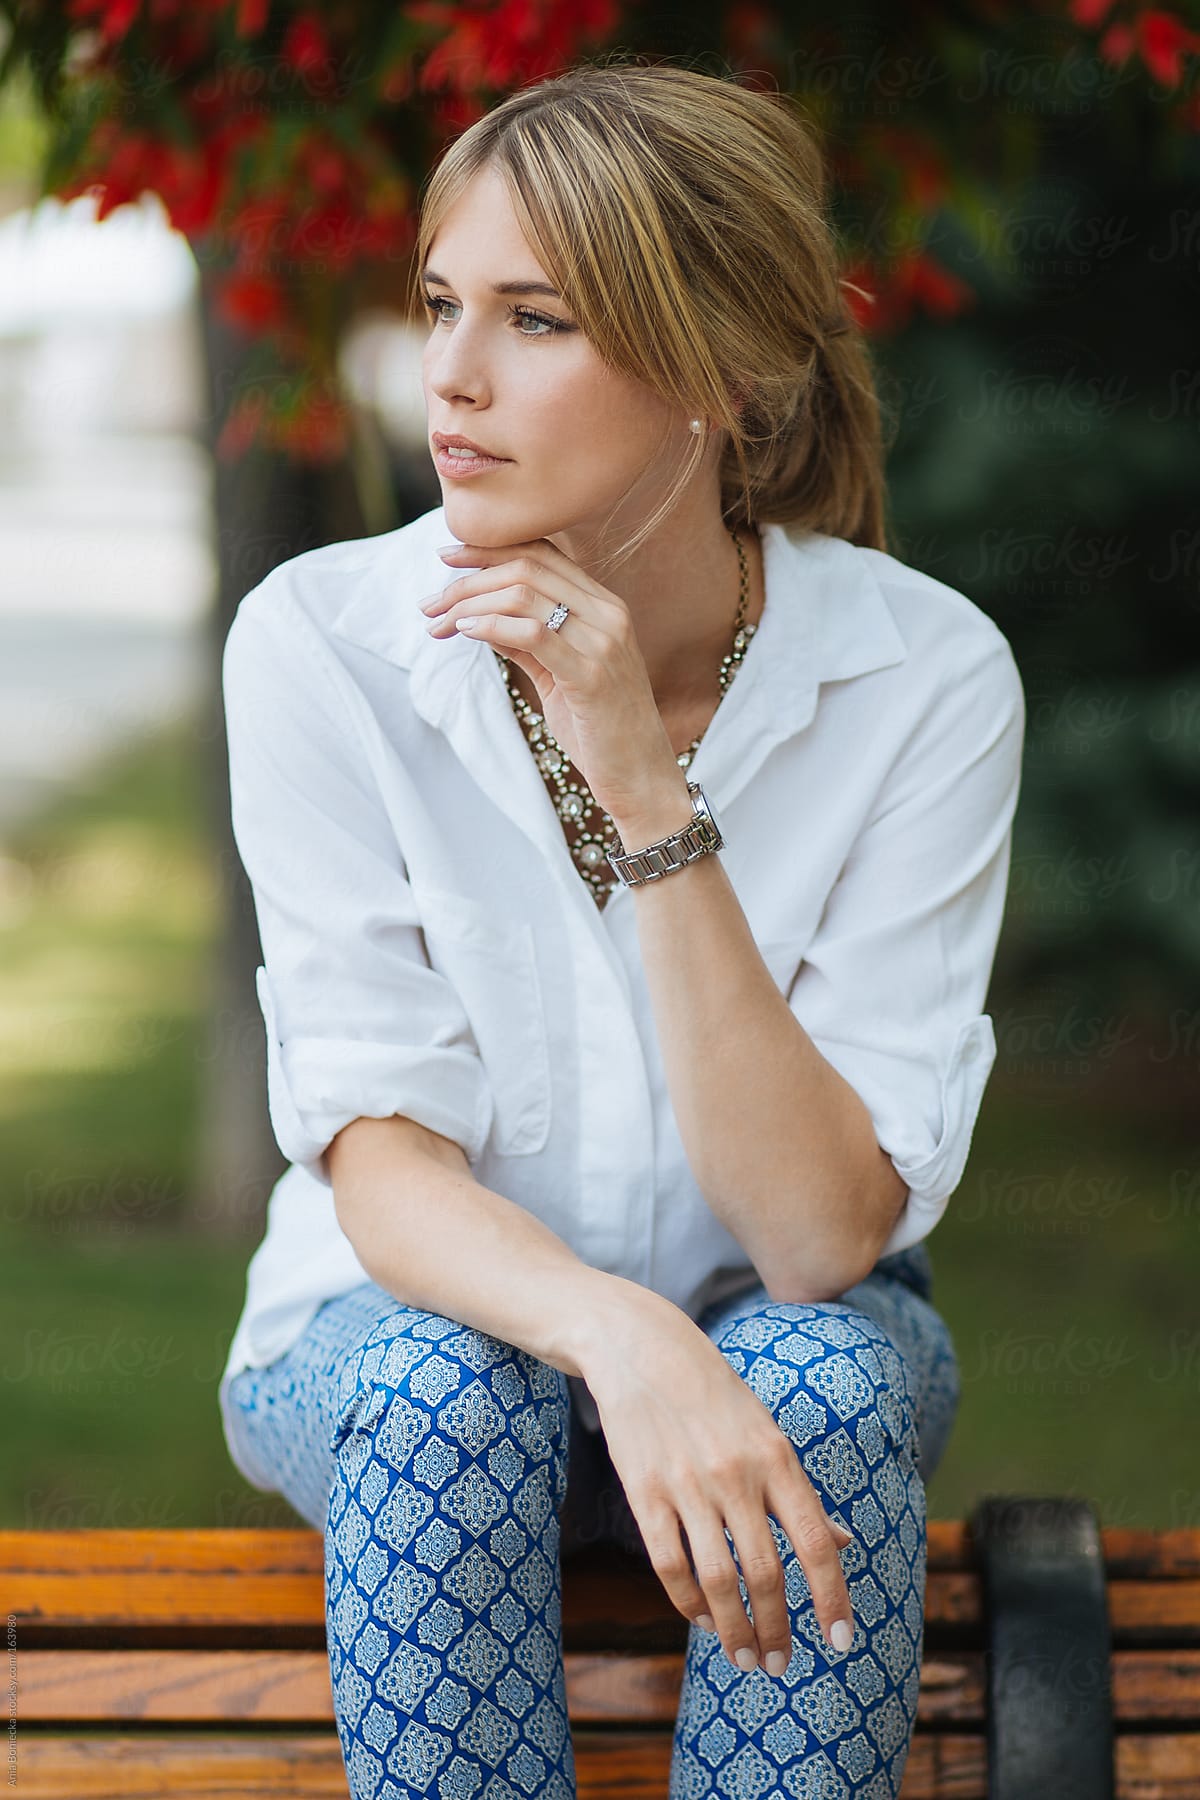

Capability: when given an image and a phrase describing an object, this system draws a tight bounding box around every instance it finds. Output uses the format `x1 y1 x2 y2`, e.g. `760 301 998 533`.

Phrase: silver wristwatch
606 782 725 887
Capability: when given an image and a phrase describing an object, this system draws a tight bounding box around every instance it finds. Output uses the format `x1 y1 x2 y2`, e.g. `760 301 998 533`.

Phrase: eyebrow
420 266 563 299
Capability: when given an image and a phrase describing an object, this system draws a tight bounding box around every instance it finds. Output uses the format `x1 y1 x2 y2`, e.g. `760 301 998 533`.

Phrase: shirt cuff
255 964 495 1187
876 1013 997 1255
813 1012 997 1258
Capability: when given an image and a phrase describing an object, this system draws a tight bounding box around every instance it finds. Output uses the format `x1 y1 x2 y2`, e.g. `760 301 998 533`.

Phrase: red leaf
216 270 288 330
281 13 332 75
1098 20 1136 63
65 0 142 42
1069 0 1117 26
908 254 973 320
304 140 347 194
234 0 270 39
1138 9 1200 87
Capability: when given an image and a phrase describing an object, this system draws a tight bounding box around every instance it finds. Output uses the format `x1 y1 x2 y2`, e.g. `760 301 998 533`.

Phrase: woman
219 59 1024 1800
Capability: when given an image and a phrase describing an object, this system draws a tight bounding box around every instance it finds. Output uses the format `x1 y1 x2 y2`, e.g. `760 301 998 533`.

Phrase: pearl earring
690 418 704 433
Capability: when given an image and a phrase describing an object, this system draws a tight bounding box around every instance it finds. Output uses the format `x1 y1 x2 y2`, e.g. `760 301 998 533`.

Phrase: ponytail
722 308 890 551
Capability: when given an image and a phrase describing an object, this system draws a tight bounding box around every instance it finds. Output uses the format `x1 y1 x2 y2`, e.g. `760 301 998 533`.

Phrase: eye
422 293 454 326
511 304 562 338
420 291 565 339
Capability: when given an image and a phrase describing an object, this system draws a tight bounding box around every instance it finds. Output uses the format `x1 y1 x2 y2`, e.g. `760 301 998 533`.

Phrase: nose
425 314 491 414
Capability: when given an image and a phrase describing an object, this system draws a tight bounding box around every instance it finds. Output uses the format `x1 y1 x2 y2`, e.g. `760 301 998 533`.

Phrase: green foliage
877 114 1200 1061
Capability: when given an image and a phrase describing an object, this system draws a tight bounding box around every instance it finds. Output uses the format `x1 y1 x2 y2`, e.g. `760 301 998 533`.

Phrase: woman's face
421 163 692 555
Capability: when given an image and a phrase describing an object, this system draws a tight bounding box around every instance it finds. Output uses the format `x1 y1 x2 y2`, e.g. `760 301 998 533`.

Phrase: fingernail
437 543 461 553
766 1649 789 1676
696 1613 715 1632
828 1618 853 1653
734 1647 758 1672
455 617 480 631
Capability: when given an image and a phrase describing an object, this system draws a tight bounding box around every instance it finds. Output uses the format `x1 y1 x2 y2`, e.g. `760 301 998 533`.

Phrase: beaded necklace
493 521 757 908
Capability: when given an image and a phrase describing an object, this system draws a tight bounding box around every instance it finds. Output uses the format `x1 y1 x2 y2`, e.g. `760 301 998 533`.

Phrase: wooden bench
2 1499 1198 1797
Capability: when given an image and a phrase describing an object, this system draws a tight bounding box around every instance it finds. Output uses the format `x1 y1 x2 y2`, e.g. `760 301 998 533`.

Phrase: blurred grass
928 1091 1198 1531
0 719 1195 1532
0 62 49 195
1 720 300 1529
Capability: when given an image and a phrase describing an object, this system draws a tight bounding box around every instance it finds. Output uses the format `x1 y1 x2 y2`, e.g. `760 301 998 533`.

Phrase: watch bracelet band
605 782 724 887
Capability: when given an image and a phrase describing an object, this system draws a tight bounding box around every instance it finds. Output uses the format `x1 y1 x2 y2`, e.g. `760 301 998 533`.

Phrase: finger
630 1502 713 1633
426 577 597 650
430 579 596 644
493 645 550 697
449 606 605 678
439 538 609 601
683 1512 762 1671
427 553 591 620
723 1501 793 1676
769 1475 857 1657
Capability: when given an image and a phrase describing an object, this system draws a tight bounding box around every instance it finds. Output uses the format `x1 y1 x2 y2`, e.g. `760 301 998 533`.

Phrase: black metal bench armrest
970 1495 1115 1800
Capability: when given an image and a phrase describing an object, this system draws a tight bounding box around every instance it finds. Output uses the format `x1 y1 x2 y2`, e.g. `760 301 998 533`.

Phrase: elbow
763 1151 910 1306
760 1233 872 1305
764 1263 869 1307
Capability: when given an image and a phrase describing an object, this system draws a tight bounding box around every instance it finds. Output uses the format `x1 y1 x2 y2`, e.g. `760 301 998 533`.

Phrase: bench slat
4 1522 1198 1591
10 1735 1200 1800
1115 1648 1200 1718
7 1569 1199 1644
14 1647 1200 1726
6 1731 989 1799
1116 1736 1200 1798
9 1734 350 1799
0 1531 325 1631
1095 1530 1200 1578
4 1528 1199 1636
12 1648 964 1727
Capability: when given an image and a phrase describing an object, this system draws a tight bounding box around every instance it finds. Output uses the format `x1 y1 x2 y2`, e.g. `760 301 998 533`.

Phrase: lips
433 433 509 460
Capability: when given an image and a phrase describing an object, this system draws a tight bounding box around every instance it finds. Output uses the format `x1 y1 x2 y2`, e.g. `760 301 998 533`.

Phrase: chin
441 497 549 548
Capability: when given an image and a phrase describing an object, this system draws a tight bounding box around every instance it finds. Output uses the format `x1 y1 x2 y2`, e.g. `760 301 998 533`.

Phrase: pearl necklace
493 522 756 907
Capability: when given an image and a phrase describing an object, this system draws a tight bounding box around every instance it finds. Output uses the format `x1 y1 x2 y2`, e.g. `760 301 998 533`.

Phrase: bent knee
711 1299 921 1465
329 1309 570 1477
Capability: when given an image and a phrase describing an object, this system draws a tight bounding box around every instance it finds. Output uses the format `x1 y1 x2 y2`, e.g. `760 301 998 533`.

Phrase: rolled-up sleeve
787 631 1025 1256
223 577 494 1188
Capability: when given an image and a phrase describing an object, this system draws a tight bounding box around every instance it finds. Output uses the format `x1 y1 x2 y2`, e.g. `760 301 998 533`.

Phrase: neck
547 506 765 712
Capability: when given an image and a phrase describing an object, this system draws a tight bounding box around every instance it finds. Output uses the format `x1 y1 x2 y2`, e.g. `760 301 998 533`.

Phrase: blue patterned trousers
221 1244 959 1799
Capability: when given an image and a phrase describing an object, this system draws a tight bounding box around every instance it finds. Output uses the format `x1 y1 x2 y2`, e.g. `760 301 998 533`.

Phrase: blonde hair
413 57 891 565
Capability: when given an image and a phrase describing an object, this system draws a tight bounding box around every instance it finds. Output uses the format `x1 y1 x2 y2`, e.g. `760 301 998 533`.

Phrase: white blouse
217 501 1024 1456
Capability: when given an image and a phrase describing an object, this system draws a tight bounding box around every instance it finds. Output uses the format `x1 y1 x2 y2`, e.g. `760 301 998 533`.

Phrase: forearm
611 780 908 1303
329 1116 622 1381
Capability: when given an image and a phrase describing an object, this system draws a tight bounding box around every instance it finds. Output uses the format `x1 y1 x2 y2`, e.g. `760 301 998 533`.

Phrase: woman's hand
577 1277 857 1676
420 538 684 825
